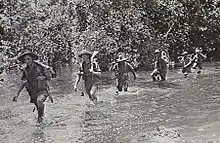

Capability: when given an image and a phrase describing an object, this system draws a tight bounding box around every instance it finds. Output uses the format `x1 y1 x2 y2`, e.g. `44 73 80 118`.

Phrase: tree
1 0 220 71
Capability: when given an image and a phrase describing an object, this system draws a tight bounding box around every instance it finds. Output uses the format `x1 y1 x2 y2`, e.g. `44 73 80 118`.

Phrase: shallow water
0 63 220 143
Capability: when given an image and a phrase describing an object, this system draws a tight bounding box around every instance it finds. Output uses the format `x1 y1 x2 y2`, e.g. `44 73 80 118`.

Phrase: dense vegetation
0 0 220 70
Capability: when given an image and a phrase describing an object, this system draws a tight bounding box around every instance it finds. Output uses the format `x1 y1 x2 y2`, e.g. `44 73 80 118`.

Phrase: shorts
29 90 49 104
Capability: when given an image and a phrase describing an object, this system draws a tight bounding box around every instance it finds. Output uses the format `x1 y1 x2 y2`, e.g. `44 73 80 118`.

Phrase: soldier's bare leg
90 83 98 102
84 81 93 101
124 81 128 91
160 70 167 81
37 94 47 122
124 75 129 91
197 63 202 74
117 77 123 91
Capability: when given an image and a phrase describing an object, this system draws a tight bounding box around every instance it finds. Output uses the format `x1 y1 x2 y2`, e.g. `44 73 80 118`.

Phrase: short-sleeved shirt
21 62 51 94
113 61 134 78
154 58 167 72
80 61 101 82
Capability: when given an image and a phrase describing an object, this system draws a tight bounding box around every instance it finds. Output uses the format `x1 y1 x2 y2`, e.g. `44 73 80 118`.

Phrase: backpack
34 60 56 78
114 61 134 78
23 62 51 94
80 61 100 80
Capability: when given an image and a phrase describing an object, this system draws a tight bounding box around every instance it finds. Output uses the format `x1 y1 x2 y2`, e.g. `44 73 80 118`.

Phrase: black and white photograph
0 0 220 142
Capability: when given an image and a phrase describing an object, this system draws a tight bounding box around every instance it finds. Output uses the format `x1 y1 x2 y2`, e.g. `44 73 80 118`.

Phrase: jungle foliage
0 0 220 70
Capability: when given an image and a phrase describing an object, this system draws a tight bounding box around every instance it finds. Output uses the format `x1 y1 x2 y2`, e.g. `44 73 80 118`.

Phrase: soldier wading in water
110 53 136 93
180 51 192 78
151 49 168 81
74 50 101 103
191 47 207 74
13 51 53 123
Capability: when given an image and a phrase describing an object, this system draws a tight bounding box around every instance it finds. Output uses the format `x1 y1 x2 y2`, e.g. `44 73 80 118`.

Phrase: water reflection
31 128 46 143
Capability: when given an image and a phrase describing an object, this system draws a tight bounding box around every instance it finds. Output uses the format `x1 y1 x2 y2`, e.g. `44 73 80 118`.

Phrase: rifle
34 60 56 78
90 51 99 72
90 51 99 81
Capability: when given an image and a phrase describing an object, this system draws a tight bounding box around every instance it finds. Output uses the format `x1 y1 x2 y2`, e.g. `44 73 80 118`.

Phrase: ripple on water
0 108 14 119
1 65 220 143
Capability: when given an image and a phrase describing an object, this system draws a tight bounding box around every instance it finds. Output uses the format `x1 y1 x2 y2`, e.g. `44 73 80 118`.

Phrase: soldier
110 54 136 92
181 51 192 78
13 51 52 123
151 49 168 81
47 51 57 78
191 48 207 74
74 50 101 103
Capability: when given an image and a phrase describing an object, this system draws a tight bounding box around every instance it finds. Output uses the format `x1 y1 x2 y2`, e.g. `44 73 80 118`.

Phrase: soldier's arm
127 63 136 80
44 67 52 81
74 72 82 91
184 59 193 68
154 61 158 69
200 53 207 59
17 82 25 94
183 55 194 68
13 79 26 102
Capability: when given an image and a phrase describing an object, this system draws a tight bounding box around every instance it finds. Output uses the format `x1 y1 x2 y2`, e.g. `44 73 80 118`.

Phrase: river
0 62 220 143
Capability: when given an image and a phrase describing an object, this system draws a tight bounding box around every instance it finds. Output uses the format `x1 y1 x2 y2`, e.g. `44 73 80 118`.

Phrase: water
0 63 220 143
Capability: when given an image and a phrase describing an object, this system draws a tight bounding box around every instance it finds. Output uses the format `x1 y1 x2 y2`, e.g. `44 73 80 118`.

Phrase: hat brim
79 52 92 58
182 52 188 56
116 58 128 62
18 52 38 62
